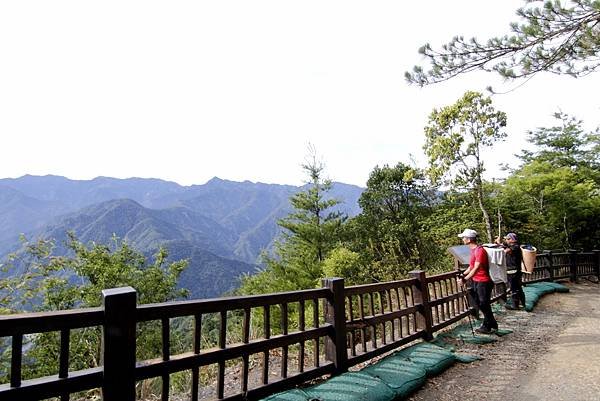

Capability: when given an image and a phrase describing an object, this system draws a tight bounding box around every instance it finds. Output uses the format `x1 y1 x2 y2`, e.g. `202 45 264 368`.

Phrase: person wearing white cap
495 232 525 310
458 228 498 334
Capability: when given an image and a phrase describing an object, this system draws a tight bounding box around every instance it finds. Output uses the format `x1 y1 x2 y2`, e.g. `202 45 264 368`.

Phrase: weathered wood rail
1 250 598 401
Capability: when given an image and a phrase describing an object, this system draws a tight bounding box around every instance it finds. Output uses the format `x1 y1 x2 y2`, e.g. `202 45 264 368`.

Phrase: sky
1 1 599 188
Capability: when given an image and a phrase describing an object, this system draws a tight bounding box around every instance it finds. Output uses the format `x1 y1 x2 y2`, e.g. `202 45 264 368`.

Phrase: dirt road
408 281 600 401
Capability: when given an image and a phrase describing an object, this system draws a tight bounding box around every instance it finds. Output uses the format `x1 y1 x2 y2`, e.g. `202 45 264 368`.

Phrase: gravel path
407 281 600 401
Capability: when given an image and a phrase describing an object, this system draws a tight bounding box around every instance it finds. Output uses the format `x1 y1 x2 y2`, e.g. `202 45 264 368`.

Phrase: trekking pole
457 272 475 336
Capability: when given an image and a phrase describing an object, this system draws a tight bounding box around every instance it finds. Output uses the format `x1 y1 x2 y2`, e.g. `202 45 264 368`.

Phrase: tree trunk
476 185 493 243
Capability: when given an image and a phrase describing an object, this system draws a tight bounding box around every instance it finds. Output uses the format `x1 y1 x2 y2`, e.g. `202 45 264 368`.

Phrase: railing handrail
1 249 598 401
137 287 329 321
0 307 103 336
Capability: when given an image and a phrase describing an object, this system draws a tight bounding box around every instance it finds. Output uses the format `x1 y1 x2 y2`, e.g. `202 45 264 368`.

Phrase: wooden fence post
409 270 433 341
568 250 578 283
543 250 554 281
102 287 137 401
322 277 347 374
593 250 600 281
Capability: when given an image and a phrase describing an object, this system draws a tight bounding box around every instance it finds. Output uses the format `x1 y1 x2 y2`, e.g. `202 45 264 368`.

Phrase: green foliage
519 111 600 171
422 189 483 265
406 0 600 85
346 163 447 280
238 149 347 295
1 233 189 384
322 247 364 285
498 113 600 249
423 91 507 242
278 154 347 265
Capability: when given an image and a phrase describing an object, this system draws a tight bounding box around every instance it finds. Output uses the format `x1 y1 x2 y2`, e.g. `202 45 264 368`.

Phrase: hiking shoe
475 327 493 335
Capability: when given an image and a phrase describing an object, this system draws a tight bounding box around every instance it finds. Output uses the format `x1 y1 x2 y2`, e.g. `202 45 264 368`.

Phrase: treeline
238 101 600 295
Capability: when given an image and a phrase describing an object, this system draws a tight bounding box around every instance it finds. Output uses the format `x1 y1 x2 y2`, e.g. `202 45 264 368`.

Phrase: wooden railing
1 250 598 401
522 250 600 284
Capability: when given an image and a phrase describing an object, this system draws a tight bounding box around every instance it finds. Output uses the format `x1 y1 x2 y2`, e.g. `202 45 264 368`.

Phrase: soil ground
407 280 600 401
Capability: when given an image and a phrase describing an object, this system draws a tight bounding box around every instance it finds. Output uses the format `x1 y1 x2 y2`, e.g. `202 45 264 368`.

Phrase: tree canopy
423 91 507 242
346 163 442 279
406 0 600 86
0 233 189 385
238 148 347 294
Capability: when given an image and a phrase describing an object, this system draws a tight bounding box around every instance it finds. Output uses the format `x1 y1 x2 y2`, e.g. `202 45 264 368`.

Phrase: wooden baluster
299 300 305 372
162 317 170 401
386 290 394 342
217 311 226 399
10 334 22 388
192 314 202 401
439 281 445 322
241 308 251 394
281 303 288 378
394 288 402 338
404 287 411 334
357 295 367 352
380 292 387 345
313 299 319 367
60 329 70 401
263 305 270 384
369 293 377 349
435 283 442 324
347 296 356 356
439 282 445 322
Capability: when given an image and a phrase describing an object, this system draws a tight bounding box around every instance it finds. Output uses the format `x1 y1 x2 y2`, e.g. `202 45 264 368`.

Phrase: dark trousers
470 281 497 330
509 272 526 307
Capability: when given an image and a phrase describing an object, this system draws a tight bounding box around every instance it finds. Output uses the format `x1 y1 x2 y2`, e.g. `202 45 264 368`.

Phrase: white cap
458 229 478 238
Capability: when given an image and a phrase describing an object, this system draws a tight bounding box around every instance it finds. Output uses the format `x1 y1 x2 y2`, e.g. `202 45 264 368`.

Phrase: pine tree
406 0 600 86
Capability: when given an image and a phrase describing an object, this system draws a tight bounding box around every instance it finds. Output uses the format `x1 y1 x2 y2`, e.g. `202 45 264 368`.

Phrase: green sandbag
523 287 542 311
362 358 426 398
434 322 496 344
454 353 483 363
391 342 456 377
305 371 396 401
494 328 513 336
528 282 556 294
523 281 569 311
260 389 312 401
523 286 544 296
542 282 570 293
430 337 456 352
458 332 498 344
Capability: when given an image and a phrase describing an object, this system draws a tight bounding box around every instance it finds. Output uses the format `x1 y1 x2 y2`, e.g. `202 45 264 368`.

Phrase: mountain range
0 175 363 298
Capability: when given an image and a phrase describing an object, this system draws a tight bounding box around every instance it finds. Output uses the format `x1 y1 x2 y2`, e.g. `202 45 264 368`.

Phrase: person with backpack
457 228 498 334
495 232 526 310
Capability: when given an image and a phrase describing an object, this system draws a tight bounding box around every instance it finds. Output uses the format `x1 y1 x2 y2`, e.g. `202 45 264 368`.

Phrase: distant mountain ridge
0 175 363 298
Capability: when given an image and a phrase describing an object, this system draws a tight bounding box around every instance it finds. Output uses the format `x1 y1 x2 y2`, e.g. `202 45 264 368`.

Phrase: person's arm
458 265 471 283
504 243 518 255
463 262 480 281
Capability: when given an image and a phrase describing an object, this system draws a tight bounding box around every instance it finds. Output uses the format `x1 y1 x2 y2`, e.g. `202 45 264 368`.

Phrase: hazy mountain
20 199 254 298
0 175 363 298
0 185 68 255
39 199 236 258
0 175 185 210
